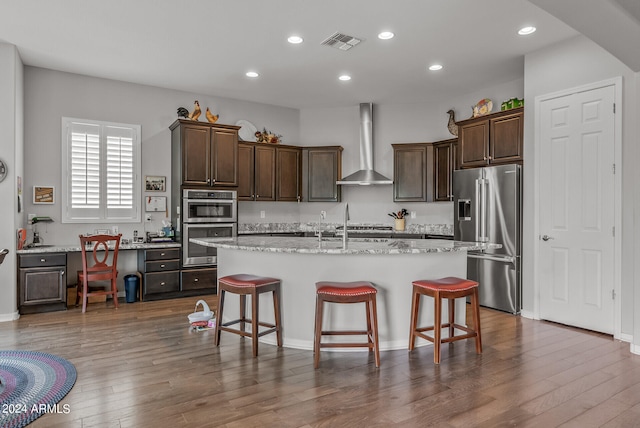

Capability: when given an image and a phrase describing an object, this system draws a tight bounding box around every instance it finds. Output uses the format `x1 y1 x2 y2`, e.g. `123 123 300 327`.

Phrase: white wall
523 35 638 337
23 67 300 246
296 78 524 226
0 43 23 320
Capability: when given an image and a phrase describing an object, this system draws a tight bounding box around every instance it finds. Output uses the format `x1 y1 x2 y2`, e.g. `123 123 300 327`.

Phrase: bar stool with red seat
408 276 482 364
215 274 282 357
314 281 380 368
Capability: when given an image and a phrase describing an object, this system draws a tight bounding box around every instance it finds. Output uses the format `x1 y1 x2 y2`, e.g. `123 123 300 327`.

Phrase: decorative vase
395 219 405 231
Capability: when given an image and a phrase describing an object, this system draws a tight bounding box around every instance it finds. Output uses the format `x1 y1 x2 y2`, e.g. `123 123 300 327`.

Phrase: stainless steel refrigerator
453 164 521 314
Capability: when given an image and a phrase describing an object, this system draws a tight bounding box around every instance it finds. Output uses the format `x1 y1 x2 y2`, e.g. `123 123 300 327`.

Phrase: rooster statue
446 109 458 137
189 100 201 121
177 106 189 119
205 107 219 124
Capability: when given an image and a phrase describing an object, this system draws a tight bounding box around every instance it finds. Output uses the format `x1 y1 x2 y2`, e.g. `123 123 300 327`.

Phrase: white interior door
538 85 615 334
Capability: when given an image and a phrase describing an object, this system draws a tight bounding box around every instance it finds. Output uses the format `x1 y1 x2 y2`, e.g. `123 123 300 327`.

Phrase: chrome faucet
343 203 350 248
317 212 324 244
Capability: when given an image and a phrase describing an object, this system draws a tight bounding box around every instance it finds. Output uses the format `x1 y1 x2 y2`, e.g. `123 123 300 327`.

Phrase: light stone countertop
16 242 180 255
190 236 499 255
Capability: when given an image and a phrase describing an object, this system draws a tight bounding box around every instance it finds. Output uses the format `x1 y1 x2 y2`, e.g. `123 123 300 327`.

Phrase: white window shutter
62 118 141 223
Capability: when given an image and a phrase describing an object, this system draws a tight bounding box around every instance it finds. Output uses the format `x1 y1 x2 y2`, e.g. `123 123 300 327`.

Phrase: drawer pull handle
194 278 199 282
40 258 46 263
160 253 165 256
160 264 165 268
160 282 166 286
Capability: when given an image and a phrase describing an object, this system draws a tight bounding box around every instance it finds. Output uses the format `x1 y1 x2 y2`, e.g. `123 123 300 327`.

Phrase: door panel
538 84 615 333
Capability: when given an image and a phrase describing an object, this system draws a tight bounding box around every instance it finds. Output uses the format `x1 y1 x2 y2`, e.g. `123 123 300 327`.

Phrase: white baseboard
618 333 633 343
0 311 20 322
520 310 536 320
631 343 640 356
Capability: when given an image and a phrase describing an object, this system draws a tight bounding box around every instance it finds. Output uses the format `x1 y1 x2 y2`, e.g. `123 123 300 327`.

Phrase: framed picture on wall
145 176 166 192
33 186 55 204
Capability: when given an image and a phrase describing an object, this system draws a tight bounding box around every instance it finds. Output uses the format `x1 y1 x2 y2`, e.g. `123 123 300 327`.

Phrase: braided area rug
0 351 76 428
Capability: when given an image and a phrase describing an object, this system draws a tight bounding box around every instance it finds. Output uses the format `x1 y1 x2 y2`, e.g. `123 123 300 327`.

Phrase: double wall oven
181 189 237 267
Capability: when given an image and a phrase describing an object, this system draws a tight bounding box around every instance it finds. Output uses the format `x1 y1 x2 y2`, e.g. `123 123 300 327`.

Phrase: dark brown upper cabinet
303 146 343 202
457 107 523 168
170 119 239 188
433 138 458 202
392 143 433 202
276 146 302 202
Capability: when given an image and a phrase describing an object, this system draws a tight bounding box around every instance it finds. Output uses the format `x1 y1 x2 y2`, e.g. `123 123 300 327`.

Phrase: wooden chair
76 234 122 313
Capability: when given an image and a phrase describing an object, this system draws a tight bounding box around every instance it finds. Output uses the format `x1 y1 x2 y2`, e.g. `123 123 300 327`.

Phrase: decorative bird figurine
189 100 201 121
446 109 458 136
177 107 189 119
205 107 219 123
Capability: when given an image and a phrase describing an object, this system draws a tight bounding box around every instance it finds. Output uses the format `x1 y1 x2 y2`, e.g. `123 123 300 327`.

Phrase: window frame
61 117 142 224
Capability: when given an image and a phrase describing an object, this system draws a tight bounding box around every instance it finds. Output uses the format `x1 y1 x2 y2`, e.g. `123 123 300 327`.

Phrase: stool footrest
320 342 374 349
320 330 369 336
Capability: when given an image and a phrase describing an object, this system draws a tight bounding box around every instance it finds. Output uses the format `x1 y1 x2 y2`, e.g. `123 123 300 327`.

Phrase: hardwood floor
1 297 639 427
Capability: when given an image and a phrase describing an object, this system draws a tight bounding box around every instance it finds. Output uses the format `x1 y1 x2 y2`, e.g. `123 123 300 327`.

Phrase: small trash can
124 274 139 303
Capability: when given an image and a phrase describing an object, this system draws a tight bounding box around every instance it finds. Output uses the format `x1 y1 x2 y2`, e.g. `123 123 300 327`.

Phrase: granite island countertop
190 236 499 255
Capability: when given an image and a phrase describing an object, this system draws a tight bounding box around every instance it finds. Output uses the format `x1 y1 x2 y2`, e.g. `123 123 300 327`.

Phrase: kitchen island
191 236 499 351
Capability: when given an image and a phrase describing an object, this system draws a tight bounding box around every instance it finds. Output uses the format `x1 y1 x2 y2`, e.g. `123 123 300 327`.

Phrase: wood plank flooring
1 297 639 427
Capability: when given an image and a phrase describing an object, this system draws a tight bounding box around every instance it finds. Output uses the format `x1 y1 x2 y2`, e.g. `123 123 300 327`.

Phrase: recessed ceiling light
428 64 443 71
378 31 394 40
338 75 351 81
518 26 536 35
287 35 303 44
246 71 259 78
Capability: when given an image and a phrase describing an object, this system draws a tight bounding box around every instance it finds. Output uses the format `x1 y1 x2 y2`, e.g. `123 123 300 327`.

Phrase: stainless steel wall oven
182 189 237 267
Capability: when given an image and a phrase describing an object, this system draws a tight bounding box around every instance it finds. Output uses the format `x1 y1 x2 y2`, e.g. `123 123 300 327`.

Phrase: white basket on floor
188 300 214 323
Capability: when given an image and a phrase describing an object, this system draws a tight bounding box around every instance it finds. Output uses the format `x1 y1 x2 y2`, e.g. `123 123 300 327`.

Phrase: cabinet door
393 144 431 202
237 143 255 200
212 128 238 186
276 147 301 201
254 145 276 201
20 267 66 306
459 121 489 168
434 141 454 201
490 111 523 164
182 125 211 185
307 147 342 202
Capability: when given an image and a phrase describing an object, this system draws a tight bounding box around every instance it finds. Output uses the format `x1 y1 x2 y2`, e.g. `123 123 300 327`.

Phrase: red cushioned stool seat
215 274 282 357
314 281 380 368
409 276 482 364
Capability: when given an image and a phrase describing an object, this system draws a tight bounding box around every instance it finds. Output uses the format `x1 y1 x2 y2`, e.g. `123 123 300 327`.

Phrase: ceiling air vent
321 32 362 51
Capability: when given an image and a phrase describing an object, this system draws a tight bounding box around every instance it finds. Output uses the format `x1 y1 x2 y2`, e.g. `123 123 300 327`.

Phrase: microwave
183 189 237 223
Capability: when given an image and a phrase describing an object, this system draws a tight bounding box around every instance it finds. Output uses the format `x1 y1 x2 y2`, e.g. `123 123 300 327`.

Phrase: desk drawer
145 259 180 273
144 248 180 261
145 271 180 294
19 253 67 268
181 268 217 291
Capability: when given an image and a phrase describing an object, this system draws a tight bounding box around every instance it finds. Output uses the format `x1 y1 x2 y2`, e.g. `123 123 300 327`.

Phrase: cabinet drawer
144 248 180 261
19 253 66 268
145 259 180 273
145 271 180 294
181 268 217 291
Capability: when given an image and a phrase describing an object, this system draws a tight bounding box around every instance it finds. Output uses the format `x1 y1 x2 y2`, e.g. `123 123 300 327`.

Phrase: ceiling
2 0 633 109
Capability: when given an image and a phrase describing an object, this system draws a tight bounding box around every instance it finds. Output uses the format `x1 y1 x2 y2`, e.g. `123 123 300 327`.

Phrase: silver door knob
541 234 554 241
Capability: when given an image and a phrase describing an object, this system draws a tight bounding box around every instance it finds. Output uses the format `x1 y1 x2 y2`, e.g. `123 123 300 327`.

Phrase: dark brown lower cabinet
18 253 67 314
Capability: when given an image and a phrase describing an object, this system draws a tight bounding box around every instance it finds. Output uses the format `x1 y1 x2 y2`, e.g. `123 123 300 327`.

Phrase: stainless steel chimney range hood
336 103 393 185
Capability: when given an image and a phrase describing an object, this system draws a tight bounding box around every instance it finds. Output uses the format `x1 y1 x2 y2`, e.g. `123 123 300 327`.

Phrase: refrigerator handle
474 179 481 242
478 178 488 242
